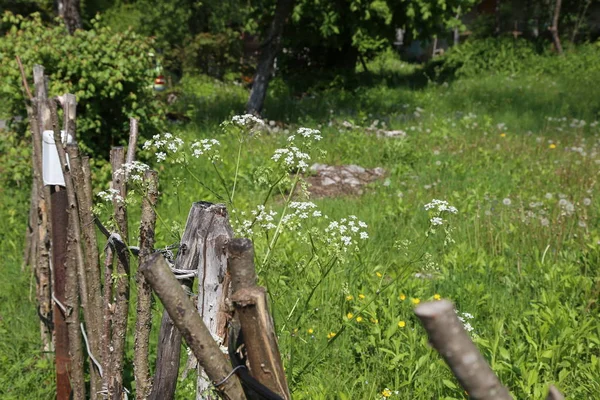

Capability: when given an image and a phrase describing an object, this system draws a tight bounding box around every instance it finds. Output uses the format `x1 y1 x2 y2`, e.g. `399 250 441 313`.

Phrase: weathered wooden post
229 238 291 400
141 253 247 400
150 202 233 400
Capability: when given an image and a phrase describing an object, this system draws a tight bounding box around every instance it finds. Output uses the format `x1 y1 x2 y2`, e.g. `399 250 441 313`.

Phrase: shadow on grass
179 61 600 133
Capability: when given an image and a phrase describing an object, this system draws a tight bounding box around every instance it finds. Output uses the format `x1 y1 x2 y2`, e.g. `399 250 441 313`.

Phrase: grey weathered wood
150 202 233 400
134 170 159 400
196 203 233 399
414 300 512 400
141 253 246 400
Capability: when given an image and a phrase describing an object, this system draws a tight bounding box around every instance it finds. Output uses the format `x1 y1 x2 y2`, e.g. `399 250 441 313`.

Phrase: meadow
1 46 600 399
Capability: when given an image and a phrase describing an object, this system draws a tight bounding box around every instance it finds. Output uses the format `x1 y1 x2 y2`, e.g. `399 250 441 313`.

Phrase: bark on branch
414 300 512 400
140 253 246 400
134 170 159 400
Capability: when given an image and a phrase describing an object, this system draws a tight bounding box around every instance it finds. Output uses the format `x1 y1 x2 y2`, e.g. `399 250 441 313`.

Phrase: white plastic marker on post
42 130 73 186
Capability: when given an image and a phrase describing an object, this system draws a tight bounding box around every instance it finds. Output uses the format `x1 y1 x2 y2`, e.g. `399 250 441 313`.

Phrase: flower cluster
272 127 323 172
424 199 458 226
456 310 475 334
271 146 311 171
115 161 150 183
97 188 124 203
324 215 369 250
143 133 185 163
191 139 221 161
231 114 264 128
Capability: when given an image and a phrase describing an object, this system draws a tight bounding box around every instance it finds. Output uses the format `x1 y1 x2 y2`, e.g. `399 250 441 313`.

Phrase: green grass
2 47 600 399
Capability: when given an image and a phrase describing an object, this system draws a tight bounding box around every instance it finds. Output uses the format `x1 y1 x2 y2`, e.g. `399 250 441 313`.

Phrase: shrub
0 12 165 165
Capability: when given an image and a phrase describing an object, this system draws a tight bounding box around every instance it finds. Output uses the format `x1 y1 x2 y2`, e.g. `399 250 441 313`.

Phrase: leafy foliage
0 12 164 163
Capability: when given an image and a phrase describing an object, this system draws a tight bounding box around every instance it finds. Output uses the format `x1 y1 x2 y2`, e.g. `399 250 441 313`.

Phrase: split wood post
228 238 291 399
107 147 130 399
414 300 512 400
195 203 234 399
134 169 159 400
49 97 87 399
30 65 53 355
150 202 233 400
140 253 246 400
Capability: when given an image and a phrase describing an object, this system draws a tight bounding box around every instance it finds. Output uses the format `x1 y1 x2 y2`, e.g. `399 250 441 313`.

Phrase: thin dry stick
140 253 246 400
546 385 565 400
67 144 103 399
16 55 35 270
108 147 130 399
134 170 158 400
229 238 291 399
65 193 86 400
101 244 114 395
125 117 139 166
414 300 512 400
27 66 53 352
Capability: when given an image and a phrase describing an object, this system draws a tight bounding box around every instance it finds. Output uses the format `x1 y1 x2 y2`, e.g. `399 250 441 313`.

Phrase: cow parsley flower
115 161 150 182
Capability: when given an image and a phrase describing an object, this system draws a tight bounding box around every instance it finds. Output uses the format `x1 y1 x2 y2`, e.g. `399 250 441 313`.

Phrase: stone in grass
305 163 386 198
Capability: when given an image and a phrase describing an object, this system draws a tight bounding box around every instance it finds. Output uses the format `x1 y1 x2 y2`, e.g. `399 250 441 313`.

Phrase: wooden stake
150 202 233 400
414 300 512 400
228 238 290 399
67 144 103 399
107 147 130 399
134 170 159 400
141 253 246 400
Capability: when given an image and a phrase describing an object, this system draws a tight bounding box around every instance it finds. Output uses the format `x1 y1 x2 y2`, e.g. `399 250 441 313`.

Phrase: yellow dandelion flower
347 312 354 319
327 332 336 339
433 294 441 300
358 294 366 299
346 295 354 301
500 133 506 137
376 272 383 278
398 320 406 328
371 318 379 324
399 294 406 301
356 316 363 323
307 328 314 334
549 143 556 149
382 388 392 397
411 298 420 305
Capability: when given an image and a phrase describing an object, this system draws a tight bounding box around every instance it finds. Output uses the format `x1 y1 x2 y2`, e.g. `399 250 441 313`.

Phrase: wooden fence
19 62 564 400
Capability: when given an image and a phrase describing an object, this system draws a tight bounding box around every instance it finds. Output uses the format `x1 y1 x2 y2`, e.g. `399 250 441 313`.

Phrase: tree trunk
550 0 563 54
57 0 82 34
495 0 501 36
246 0 295 115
